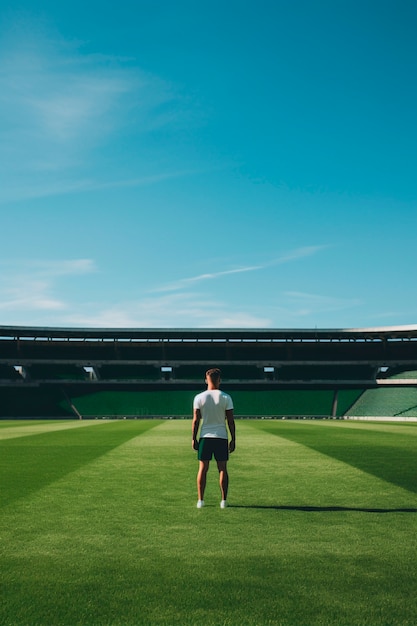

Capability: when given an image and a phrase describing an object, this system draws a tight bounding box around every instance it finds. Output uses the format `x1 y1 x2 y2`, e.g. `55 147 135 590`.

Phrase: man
192 368 236 509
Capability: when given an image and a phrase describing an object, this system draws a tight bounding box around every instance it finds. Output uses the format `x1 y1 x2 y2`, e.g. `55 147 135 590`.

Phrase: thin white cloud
0 17 182 203
0 170 203 203
0 258 96 279
0 259 96 317
270 246 327 264
61 292 271 328
1 37 131 150
0 251 361 330
47 248 327 328
283 291 361 316
27 259 96 276
154 265 263 293
0 261 271 328
0 281 65 312
153 246 327 293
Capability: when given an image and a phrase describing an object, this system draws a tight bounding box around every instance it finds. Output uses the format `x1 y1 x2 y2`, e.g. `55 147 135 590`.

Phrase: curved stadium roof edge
0 324 417 340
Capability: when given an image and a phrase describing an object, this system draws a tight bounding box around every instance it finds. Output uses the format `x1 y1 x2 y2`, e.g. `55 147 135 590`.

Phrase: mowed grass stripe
0 419 61 429
0 418 109 440
236 422 417 510
332 421 417 436
1 420 417 625
252 420 417 495
0 420 162 506
1 421 197 625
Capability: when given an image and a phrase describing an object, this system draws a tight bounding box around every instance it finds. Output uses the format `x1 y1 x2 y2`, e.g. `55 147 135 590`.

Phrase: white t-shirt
193 389 234 439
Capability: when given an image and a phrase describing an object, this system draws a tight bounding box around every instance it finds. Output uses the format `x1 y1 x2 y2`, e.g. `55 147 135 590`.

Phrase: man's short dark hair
206 368 221 383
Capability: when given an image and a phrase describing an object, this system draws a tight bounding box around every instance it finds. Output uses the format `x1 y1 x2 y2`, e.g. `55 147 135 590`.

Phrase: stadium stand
0 325 416 418
346 388 417 418
347 370 417 418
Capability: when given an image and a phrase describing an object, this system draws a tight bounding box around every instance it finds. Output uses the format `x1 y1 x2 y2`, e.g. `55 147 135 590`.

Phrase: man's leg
197 460 210 501
217 460 228 502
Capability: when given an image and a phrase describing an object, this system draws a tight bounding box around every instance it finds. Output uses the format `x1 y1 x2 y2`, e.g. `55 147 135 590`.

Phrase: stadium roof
1 324 417 341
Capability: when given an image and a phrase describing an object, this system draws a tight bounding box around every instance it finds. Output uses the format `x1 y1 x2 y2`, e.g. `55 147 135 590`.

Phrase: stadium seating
346 388 417 417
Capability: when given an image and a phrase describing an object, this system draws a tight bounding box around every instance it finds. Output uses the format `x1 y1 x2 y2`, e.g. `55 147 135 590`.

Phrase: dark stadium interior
1 325 416 418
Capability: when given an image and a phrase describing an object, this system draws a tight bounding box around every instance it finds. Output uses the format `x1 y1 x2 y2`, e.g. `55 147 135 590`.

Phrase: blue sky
0 0 416 329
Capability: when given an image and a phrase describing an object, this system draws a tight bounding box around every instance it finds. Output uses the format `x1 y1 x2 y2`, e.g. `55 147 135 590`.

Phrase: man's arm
226 408 236 452
192 408 201 450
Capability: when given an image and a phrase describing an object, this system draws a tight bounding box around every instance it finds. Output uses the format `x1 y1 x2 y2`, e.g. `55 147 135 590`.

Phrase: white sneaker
220 500 227 509
197 500 204 508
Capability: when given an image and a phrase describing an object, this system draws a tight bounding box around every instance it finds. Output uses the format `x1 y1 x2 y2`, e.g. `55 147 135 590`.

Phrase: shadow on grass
231 504 417 513
0 421 161 507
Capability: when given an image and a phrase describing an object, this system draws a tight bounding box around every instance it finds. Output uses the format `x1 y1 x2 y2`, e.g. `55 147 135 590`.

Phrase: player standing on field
192 368 236 509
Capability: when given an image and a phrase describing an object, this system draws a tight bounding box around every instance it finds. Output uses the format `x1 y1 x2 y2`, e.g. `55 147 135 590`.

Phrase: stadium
2 324 417 626
1 323 417 419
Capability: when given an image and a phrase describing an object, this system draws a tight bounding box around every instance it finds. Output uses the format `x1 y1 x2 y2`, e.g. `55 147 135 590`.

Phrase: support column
331 389 339 418
61 389 83 420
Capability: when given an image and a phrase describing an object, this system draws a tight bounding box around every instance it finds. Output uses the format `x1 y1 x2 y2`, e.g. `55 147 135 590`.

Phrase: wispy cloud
153 265 263 293
0 250 360 330
0 170 205 203
283 290 361 317
153 246 327 293
0 17 182 203
271 246 326 264
61 292 271 329
0 258 271 328
0 259 96 317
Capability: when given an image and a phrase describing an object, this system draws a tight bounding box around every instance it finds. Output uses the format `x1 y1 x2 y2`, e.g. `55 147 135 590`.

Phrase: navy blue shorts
198 438 229 462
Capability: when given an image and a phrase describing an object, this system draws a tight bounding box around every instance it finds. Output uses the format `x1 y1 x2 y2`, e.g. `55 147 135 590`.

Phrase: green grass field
1 419 417 625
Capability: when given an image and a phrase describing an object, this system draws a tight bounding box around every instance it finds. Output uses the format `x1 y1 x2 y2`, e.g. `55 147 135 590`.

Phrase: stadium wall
0 388 363 419
2 386 417 419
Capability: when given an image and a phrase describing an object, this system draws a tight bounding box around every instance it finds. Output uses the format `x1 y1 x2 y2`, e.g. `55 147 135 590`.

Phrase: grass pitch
1 419 417 625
